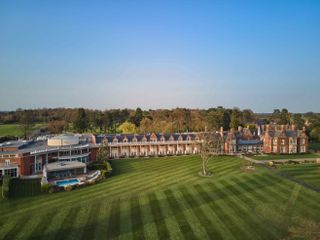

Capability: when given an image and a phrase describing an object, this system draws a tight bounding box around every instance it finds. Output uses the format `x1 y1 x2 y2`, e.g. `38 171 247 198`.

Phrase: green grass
0 123 46 137
0 155 319 239
276 164 320 189
251 153 319 160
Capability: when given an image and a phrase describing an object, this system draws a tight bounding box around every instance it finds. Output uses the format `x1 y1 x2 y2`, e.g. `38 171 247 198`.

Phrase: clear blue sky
1 0 319 112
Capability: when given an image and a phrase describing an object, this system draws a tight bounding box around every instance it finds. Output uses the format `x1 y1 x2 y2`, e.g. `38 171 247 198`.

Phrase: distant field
0 123 46 137
0 155 319 239
251 153 319 161
277 164 320 189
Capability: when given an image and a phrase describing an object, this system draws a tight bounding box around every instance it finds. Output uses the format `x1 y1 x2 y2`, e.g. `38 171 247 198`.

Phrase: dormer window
178 135 183 141
142 136 147 142
132 137 137 143
113 138 118 143
160 136 165 142
187 135 191 141
169 136 174 141
123 138 128 143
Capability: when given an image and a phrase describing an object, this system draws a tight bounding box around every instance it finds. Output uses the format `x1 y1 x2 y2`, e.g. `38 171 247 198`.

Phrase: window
4 168 17 177
5 159 10 166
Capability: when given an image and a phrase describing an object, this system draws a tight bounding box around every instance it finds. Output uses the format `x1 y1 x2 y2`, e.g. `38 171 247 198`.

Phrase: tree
242 109 255 124
310 127 320 142
139 118 153 133
2 175 10 199
20 110 33 139
291 113 305 129
96 139 109 162
47 120 65 134
74 108 88 133
130 107 143 127
280 108 291 125
199 132 224 176
118 121 137 134
271 109 281 123
230 108 242 129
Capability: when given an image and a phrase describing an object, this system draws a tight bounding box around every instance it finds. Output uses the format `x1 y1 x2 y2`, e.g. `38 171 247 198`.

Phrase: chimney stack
238 126 242 132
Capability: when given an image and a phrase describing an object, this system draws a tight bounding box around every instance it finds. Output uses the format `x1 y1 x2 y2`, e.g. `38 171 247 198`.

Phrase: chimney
291 125 296 131
281 125 285 132
238 126 242 132
220 127 224 137
257 125 261 136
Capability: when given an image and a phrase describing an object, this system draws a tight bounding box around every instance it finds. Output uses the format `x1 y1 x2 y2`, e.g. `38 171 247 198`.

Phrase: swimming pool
55 178 80 187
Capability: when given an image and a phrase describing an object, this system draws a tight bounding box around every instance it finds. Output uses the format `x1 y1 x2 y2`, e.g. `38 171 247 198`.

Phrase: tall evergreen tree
74 108 88 133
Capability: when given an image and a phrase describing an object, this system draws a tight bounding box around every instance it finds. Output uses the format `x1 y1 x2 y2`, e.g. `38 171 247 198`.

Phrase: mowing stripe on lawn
29 211 57 240
163 189 197 239
93 202 112 238
194 183 260 240
168 189 210 239
80 201 102 240
53 206 81 240
147 192 170 240
119 197 133 240
139 195 158 239
106 199 121 239
130 196 144 240
2 215 30 240
211 179 281 240
155 191 185 239
179 187 227 240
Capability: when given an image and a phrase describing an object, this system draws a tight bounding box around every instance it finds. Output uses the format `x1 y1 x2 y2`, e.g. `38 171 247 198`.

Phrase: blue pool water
55 178 80 187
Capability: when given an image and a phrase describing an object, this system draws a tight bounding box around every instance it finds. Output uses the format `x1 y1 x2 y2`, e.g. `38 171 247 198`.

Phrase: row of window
111 137 196 143
0 168 18 178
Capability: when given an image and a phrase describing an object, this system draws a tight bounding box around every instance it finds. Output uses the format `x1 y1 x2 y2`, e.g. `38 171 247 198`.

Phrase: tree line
0 107 319 142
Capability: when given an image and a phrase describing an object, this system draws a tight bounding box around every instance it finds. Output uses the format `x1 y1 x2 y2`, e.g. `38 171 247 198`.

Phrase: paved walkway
239 155 320 193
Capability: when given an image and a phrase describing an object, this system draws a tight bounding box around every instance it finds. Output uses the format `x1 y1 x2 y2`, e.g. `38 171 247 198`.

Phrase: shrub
48 185 55 193
2 175 10 199
64 185 73 192
41 183 50 193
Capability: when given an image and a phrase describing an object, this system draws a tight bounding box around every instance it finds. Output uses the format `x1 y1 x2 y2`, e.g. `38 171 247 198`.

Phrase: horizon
1 1 320 112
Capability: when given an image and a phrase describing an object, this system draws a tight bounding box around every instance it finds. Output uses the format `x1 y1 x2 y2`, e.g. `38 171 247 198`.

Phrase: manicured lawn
276 164 320 189
0 123 46 137
0 155 319 239
251 153 319 161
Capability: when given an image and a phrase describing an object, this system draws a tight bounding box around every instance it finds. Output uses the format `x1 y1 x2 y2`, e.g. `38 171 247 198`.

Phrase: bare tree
199 132 224 176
